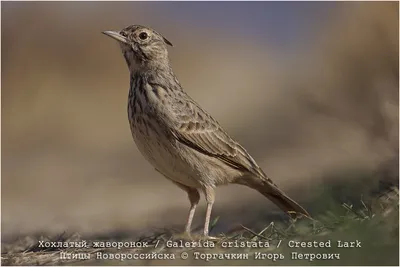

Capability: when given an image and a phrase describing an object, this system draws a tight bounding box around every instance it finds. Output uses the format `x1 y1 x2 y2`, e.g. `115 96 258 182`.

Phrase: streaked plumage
103 25 310 237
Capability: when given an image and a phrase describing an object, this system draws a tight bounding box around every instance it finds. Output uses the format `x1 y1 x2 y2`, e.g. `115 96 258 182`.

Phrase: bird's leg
185 188 200 235
202 186 215 237
171 181 200 236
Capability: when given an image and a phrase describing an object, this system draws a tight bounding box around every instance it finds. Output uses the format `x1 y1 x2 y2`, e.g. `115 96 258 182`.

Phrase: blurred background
1 2 398 242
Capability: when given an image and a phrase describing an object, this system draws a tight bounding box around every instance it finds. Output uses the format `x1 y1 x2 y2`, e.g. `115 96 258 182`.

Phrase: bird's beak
102 30 129 44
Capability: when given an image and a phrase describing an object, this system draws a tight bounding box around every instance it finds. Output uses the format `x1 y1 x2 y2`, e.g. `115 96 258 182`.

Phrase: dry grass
2 184 398 266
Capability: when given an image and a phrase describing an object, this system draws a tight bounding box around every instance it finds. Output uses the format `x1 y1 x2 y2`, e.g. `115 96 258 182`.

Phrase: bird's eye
139 32 148 40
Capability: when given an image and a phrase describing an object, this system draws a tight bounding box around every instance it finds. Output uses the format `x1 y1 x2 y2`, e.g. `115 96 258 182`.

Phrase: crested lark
103 25 310 237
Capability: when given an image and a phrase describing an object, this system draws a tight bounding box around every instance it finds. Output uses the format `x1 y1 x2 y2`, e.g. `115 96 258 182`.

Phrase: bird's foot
204 235 221 241
172 232 195 241
174 232 221 241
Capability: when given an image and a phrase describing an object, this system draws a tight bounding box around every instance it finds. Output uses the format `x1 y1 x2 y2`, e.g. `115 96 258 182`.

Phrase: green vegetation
2 176 398 266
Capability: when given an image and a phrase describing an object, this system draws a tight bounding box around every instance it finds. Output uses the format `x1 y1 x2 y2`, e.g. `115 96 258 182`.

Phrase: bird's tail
240 177 311 219
265 188 311 219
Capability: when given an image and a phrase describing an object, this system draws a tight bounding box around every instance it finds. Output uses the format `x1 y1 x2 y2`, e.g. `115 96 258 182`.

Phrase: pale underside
128 81 267 190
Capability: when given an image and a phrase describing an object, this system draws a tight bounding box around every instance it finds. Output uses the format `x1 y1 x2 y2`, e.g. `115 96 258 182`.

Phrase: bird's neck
128 57 171 73
130 63 174 80
129 64 182 93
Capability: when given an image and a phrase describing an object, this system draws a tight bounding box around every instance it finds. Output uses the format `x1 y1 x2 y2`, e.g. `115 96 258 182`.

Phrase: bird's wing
168 96 266 178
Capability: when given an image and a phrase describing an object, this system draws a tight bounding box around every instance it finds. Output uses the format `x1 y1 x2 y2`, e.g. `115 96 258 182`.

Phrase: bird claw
204 235 220 241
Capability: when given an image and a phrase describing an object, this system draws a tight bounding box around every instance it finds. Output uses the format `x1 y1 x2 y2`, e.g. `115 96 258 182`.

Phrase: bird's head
103 25 173 72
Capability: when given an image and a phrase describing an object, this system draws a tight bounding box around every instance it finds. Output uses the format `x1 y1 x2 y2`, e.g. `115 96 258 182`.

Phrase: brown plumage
103 25 311 237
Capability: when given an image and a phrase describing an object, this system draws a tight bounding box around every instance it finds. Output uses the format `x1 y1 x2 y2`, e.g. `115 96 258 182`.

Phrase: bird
102 25 311 237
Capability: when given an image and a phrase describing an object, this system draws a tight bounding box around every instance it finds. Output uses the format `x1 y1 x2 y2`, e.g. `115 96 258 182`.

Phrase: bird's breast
127 95 202 188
